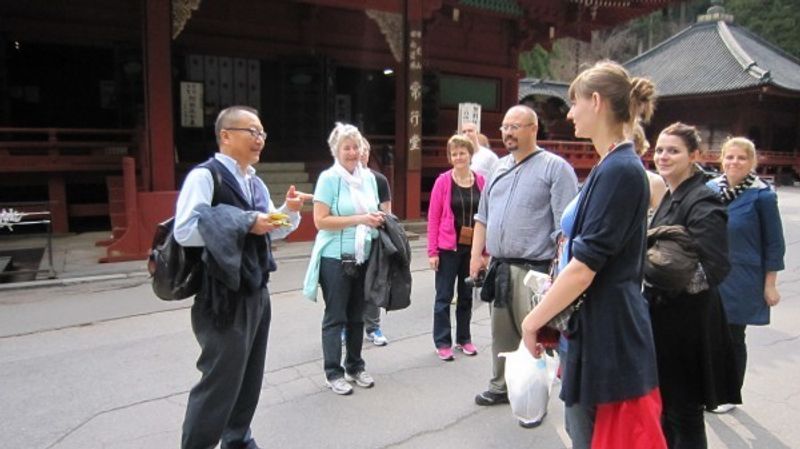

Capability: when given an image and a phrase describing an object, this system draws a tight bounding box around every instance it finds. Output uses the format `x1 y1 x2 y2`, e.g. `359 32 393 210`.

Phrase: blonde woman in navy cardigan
427 135 486 361
706 137 786 414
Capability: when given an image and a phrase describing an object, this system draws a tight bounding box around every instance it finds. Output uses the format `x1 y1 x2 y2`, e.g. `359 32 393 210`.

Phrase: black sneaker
474 390 509 406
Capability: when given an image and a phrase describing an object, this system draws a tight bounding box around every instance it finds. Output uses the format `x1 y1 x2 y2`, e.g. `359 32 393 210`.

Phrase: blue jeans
560 341 595 449
319 257 366 380
432 247 473 348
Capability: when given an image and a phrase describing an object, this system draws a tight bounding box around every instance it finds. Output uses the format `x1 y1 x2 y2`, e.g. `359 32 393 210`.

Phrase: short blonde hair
327 122 363 159
446 134 475 163
720 136 758 168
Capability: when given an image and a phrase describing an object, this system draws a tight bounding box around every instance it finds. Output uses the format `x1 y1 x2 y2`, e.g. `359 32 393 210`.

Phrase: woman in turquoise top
706 137 785 414
303 123 384 396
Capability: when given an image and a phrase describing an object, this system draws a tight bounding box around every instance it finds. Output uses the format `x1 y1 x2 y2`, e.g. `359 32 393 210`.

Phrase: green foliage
726 0 800 58
519 45 553 78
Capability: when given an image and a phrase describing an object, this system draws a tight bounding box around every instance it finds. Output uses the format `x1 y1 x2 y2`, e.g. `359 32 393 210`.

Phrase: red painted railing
0 127 138 232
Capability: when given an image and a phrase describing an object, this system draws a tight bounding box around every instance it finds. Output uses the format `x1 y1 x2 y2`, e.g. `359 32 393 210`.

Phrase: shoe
475 390 509 406
344 370 375 388
518 412 547 428
366 329 388 346
326 377 353 395
708 403 736 414
456 342 478 356
437 346 455 361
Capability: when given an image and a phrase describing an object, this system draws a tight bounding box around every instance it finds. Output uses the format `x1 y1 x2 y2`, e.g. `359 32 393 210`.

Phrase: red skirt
592 388 667 449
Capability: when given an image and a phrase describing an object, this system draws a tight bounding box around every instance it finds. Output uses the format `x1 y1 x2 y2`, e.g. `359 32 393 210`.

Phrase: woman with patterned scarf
303 123 385 396
705 137 786 414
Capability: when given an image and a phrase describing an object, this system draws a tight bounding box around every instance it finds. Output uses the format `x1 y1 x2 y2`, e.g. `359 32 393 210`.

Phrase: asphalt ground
2 188 800 449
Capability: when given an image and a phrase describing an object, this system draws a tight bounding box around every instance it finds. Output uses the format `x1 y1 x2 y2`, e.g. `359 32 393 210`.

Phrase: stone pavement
1 188 800 448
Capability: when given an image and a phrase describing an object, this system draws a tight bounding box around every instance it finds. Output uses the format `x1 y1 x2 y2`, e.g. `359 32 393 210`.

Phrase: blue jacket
707 177 785 325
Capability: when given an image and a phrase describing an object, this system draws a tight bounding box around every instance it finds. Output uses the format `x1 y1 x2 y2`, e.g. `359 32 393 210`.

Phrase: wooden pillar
403 0 423 220
143 0 175 191
47 175 68 233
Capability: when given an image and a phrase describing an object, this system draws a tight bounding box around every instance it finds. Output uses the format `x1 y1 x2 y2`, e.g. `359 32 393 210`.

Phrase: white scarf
331 161 375 263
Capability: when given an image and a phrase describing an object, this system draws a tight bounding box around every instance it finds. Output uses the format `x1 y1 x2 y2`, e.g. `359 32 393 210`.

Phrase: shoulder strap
199 160 222 206
486 150 543 197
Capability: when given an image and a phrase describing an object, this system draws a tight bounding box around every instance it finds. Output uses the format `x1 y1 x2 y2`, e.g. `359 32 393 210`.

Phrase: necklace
451 170 474 187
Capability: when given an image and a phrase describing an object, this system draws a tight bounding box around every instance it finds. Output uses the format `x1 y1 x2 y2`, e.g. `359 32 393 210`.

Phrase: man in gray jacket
469 105 578 428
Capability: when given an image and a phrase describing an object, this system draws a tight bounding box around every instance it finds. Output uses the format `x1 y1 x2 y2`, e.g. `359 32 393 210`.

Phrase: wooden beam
142 0 175 191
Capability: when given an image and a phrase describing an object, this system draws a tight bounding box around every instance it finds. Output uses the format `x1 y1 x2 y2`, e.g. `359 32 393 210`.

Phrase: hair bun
630 77 656 123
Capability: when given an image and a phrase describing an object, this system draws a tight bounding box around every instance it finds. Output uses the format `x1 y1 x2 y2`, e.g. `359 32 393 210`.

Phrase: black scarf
719 172 756 204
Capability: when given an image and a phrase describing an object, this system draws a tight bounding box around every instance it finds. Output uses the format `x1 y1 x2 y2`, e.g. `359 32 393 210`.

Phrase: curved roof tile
625 20 800 97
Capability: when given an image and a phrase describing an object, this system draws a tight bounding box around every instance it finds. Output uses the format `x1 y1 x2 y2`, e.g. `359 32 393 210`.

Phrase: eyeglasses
499 123 535 133
225 127 267 140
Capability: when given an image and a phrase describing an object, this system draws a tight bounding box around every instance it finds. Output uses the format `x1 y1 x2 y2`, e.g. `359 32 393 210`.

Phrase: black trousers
729 324 748 392
182 287 271 449
662 402 707 449
319 257 367 380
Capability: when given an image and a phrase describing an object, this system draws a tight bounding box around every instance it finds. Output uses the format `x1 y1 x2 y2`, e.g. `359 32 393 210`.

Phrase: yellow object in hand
267 212 291 227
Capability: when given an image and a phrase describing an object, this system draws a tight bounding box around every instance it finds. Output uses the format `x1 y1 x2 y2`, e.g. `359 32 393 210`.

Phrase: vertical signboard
180 82 204 128
457 103 482 133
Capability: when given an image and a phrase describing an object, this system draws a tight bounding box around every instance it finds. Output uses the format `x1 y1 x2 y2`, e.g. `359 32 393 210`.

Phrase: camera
465 269 486 288
341 253 359 278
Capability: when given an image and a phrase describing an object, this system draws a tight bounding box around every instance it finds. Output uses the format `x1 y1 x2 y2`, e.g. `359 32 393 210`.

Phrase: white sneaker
326 377 353 395
709 403 736 414
366 329 388 346
344 370 375 388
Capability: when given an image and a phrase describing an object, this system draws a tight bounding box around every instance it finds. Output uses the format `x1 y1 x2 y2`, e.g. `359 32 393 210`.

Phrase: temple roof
518 78 569 101
625 19 800 97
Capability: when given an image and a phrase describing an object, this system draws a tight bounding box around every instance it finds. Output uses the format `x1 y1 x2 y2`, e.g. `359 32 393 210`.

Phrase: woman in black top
427 135 486 361
646 122 741 449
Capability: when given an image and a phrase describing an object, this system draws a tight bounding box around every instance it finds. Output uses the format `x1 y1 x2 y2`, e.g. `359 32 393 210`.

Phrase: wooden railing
0 128 136 172
0 128 138 232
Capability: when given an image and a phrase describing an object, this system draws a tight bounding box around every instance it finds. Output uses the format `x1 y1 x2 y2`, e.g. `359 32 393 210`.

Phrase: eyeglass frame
225 127 267 140
499 123 536 133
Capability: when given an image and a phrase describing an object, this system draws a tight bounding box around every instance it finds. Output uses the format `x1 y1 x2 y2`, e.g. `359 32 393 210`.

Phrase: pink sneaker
457 342 478 356
437 346 454 361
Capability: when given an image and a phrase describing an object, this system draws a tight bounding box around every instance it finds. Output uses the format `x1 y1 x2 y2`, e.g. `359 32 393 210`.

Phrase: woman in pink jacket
428 134 487 361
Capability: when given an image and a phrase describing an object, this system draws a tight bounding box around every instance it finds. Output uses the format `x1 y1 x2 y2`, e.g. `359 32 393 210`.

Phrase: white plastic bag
499 342 559 425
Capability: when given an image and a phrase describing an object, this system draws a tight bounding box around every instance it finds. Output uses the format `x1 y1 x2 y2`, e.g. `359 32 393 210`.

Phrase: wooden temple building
0 0 677 258
625 1 800 181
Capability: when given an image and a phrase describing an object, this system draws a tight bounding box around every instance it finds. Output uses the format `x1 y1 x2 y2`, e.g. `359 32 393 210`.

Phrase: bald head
501 105 539 160
507 105 538 125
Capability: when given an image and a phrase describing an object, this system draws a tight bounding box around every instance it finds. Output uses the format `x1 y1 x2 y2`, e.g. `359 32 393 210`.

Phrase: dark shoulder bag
148 163 221 300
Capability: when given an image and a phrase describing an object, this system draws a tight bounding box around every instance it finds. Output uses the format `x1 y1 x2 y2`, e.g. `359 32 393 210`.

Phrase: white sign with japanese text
458 103 481 133
180 82 204 128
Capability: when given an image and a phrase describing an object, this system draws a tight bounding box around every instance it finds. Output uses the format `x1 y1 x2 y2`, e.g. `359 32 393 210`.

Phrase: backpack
148 163 221 300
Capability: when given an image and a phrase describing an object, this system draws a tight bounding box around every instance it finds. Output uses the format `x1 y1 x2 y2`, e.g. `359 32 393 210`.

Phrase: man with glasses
469 105 577 428
461 121 498 180
175 105 311 449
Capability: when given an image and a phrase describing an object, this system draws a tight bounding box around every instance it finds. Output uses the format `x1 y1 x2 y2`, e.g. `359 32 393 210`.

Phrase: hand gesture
361 211 385 228
285 185 314 212
250 213 278 235
429 256 439 271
